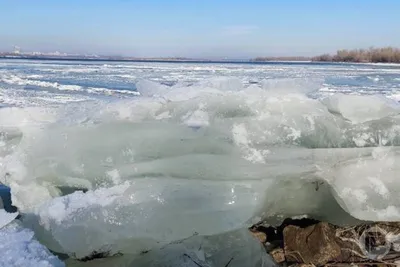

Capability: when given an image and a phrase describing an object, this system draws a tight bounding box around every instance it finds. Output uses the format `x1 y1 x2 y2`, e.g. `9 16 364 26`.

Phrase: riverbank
254 47 400 64
312 47 400 64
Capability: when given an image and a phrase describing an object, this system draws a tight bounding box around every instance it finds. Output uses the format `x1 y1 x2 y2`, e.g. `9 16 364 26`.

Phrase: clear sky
1 0 400 59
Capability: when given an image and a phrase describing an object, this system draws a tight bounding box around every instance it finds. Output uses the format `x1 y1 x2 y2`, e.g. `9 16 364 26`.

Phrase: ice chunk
0 210 18 229
182 109 210 128
0 106 56 129
322 94 400 124
232 123 266 163
207 77 243 92
25 148 400 259
389 92 400 102
106 98 165 122
0 221 64 267
129 229 277 267
329 147 400 221
24 178 268 259
18 143 400 259
136 79 168 97
261 78 323 95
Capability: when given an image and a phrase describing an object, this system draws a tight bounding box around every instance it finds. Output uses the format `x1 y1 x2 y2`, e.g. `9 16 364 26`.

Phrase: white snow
0 210 64 267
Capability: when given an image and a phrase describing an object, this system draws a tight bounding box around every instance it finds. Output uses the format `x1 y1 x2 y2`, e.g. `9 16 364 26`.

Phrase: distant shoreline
2 54 400 66
0 56 349 65
3 46 400 64
0 55 318 64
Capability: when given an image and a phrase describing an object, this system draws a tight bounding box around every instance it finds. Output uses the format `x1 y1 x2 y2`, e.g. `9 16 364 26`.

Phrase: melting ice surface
1 60 400 265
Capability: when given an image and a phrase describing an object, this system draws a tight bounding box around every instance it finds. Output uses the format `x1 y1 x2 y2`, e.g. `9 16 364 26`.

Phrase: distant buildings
13 46 20 54
0 46 102 59
10 46 69 57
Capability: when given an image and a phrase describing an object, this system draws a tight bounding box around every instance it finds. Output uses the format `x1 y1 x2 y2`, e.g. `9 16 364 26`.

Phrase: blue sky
1 0 400 58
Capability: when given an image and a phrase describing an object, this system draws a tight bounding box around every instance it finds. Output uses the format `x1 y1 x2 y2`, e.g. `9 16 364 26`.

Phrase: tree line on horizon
253 47 400 63
312 47 400 63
